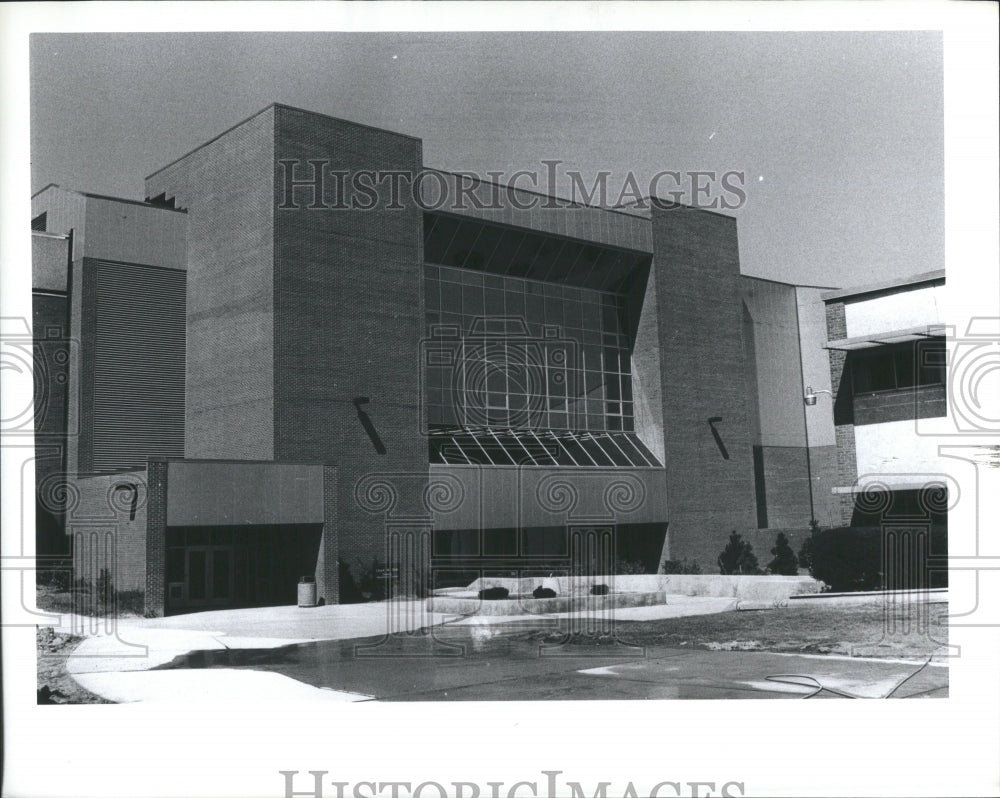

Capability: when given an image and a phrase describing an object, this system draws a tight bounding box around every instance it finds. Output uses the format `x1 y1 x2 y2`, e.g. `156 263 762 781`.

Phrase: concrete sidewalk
48 597 948 703
56 600 452 702
52 596 737 701
57 600 451 671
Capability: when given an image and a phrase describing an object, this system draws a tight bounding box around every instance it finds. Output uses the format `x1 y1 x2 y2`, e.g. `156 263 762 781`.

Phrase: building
820 270 949 588
32 102 939 616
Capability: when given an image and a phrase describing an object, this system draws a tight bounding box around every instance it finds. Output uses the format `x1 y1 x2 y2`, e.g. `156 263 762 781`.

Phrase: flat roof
144 103 727 225
146 102 422 181
32 184 187 213
31 230 70 240
740 273 840 291
821 269 945 302
428 168 655 223
824 323 946 350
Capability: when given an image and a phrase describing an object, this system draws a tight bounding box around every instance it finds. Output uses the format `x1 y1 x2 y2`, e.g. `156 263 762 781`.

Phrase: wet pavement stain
151 621 948 701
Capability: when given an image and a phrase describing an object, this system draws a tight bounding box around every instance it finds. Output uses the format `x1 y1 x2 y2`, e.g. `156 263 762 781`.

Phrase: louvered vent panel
92 261 185 471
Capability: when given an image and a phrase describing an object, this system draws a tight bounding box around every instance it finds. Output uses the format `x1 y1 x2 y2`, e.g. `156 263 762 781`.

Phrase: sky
30 31 944 288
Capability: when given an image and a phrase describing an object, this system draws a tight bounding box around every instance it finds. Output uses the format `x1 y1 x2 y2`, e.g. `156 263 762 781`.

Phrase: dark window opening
423 212 649 294
851 339 946 394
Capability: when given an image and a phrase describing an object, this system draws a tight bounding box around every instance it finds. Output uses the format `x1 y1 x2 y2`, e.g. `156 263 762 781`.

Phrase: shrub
479 586 510 600
808 524 949 591
806 527 882 592
797 535 814 572
96 568 114 614
590 584 609 596
338 559 364 604
115 589 145 616
401 564 434 599
37 561 72 591
532 586 557 599
661 558 702 575
614 558 646 575
767 532 799 575
717 531 762 575
357 558 387 602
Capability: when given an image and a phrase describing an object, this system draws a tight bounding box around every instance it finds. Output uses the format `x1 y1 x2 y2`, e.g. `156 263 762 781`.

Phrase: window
852 339 946 394
424 263 635 434
428 426 661 467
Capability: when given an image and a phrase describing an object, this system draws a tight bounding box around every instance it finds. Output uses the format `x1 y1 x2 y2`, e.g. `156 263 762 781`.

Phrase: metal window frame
428 424 662 469
505 428 539 465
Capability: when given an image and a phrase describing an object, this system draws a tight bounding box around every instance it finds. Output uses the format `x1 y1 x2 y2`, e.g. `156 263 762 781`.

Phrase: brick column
319 465 339 604
144 459 168 616
648 202 758 565
825 301 857 525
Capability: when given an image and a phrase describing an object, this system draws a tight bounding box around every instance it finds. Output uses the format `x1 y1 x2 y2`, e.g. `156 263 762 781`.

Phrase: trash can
297 576 317 607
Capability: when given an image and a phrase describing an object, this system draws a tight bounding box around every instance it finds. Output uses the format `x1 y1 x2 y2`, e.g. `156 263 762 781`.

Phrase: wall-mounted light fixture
803 386 832 406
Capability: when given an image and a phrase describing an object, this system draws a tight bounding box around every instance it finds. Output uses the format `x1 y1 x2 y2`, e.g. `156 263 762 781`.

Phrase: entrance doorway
165 524 323 614
183 546 234 606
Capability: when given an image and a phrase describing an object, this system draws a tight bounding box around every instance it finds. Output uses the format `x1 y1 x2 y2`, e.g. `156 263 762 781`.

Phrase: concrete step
426 590 668 616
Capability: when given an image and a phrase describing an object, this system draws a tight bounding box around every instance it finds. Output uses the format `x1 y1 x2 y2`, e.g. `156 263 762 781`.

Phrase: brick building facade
32 102 883 615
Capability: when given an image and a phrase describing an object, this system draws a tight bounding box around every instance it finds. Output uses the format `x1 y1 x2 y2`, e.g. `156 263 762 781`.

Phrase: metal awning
824 324 945 351
832 476 948 494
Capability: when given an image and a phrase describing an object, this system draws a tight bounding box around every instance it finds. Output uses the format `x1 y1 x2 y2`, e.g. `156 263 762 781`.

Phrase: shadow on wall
353 397 386 455
707 416 730 460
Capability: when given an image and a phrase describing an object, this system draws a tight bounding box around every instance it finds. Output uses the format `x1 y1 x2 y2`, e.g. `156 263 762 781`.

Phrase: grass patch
36 584 149 618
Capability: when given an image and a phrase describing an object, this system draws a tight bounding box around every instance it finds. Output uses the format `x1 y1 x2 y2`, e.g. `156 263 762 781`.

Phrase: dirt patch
705 640 764 651
522 600 949 661
36 627 112 704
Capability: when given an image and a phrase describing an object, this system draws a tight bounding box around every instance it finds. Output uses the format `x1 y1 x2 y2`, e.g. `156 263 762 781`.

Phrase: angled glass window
424 261 636 434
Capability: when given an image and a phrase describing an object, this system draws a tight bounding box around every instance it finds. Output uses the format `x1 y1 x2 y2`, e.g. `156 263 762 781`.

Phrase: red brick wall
648 204 759 565
272 106 427 572
825 300 857 524
319 466 339 604
144 460 168 615
68 470 150 614
32 292 72 553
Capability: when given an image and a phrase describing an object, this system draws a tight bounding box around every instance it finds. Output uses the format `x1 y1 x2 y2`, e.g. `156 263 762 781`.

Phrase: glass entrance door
185 546 234 606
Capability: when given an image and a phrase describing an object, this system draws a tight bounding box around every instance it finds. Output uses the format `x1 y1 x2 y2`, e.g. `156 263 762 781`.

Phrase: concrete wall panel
145 106 277 460
166 460 325 526
844 283 944 338
32 233 70 292
428 465 668 531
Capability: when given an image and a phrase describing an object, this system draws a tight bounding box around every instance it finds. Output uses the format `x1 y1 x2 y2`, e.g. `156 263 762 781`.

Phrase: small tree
717 531 761 575
613 558 646 575
797 535 814 572
767 532 799 575
96 568 114 615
